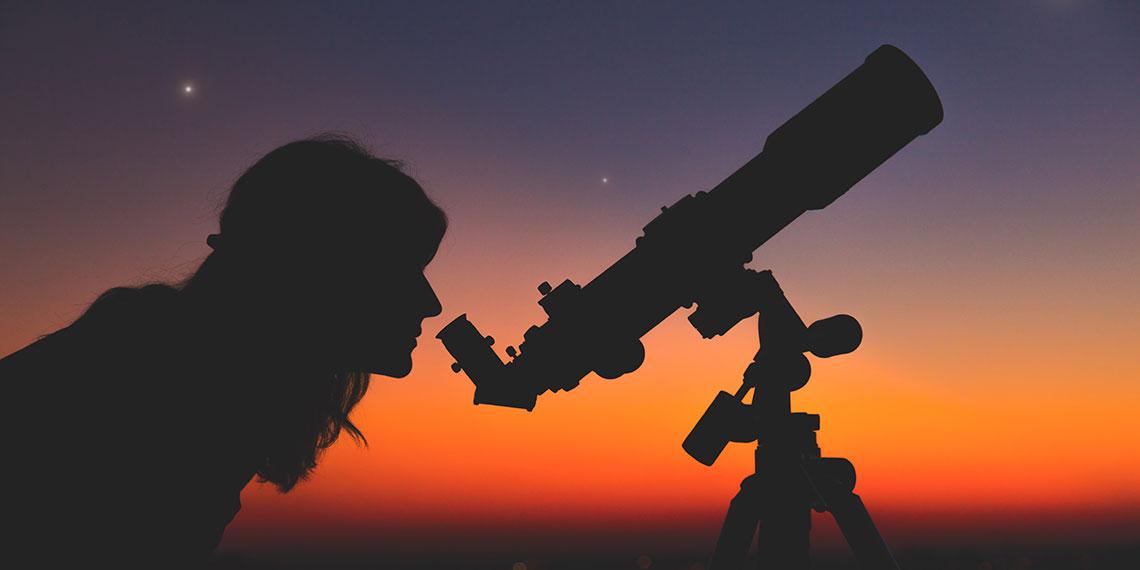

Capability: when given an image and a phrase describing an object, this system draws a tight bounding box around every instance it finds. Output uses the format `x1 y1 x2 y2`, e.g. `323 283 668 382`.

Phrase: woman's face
316 236 443 377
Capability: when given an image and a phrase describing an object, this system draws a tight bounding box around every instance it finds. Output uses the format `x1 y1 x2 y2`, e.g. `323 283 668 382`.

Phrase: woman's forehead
348 227 442 267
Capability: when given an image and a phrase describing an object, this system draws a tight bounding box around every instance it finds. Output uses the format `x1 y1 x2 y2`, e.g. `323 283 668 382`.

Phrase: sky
2 0 1138 566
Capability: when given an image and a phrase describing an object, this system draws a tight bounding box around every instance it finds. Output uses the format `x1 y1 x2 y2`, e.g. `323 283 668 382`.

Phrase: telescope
438 44 943 411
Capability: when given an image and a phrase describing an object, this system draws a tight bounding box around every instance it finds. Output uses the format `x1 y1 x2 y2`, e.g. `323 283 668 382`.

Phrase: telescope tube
438 45 943 410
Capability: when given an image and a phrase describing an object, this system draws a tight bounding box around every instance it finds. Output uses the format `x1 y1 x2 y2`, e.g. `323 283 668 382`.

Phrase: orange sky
2 160 1137 560
2 154 1136 561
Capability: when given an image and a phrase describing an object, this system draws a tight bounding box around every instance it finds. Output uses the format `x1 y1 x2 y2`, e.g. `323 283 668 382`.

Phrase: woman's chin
366 354 414 378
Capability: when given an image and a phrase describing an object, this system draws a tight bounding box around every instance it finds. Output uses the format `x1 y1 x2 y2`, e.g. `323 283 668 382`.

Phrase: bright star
183 84 194 95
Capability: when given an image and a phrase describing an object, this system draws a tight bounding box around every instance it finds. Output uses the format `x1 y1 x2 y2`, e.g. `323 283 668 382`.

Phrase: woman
0 135 445 566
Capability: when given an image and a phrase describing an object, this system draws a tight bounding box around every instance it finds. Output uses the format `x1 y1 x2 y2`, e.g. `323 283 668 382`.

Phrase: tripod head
691 271 899 570
683 270 862 466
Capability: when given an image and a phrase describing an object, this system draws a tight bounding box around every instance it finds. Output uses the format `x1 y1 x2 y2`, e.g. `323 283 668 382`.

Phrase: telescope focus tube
438 45 943 410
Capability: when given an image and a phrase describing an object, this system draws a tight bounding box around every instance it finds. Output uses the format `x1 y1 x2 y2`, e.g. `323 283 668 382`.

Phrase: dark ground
208 544 1140 570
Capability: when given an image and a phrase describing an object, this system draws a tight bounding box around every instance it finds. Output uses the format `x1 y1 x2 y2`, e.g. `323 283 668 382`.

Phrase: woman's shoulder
83 283 181 322
0 284 180 377
70 284 186 360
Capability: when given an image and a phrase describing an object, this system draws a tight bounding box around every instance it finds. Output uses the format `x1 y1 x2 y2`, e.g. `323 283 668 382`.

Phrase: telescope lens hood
762 44 944 211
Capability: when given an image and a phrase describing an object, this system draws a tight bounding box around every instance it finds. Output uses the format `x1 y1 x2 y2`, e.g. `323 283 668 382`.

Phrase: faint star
602 177 609 184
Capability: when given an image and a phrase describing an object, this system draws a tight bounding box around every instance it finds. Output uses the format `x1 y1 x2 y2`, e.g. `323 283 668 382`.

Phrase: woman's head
203 135 445 377
183 135 446 491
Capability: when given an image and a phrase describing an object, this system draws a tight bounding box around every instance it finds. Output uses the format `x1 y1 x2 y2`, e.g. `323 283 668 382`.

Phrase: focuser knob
538 281 553 296
450 362 462 373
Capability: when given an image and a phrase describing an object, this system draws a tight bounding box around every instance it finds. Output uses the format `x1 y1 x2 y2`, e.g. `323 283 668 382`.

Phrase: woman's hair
88 135 446 492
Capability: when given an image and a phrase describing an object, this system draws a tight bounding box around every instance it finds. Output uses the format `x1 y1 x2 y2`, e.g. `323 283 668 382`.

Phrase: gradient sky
2 0 1138 564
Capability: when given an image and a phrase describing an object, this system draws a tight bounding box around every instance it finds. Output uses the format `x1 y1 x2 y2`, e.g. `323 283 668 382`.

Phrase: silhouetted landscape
204 545 1140 570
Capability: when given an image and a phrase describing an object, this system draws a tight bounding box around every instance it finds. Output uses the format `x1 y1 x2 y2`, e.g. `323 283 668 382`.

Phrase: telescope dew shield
764 44 942 211
711 45 943 260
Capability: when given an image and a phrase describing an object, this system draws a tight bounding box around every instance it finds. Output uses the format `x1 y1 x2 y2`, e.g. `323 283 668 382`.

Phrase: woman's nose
421 278 442 318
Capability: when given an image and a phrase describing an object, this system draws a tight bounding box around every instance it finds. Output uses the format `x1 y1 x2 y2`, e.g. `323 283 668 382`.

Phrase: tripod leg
755 498 811 570
809 465 899 570
754 464 811 570
710 474 762 570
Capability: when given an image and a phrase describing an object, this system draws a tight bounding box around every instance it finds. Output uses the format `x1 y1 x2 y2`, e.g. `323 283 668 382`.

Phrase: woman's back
2 285 260 565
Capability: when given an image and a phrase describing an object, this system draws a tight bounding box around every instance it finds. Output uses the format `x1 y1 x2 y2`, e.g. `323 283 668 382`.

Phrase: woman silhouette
0 136 445 566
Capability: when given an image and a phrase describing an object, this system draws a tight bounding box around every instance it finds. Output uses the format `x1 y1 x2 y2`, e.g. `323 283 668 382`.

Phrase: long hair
98 135 445 492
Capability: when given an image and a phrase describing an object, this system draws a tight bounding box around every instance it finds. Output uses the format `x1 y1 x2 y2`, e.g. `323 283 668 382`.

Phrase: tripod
682 270 898 570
